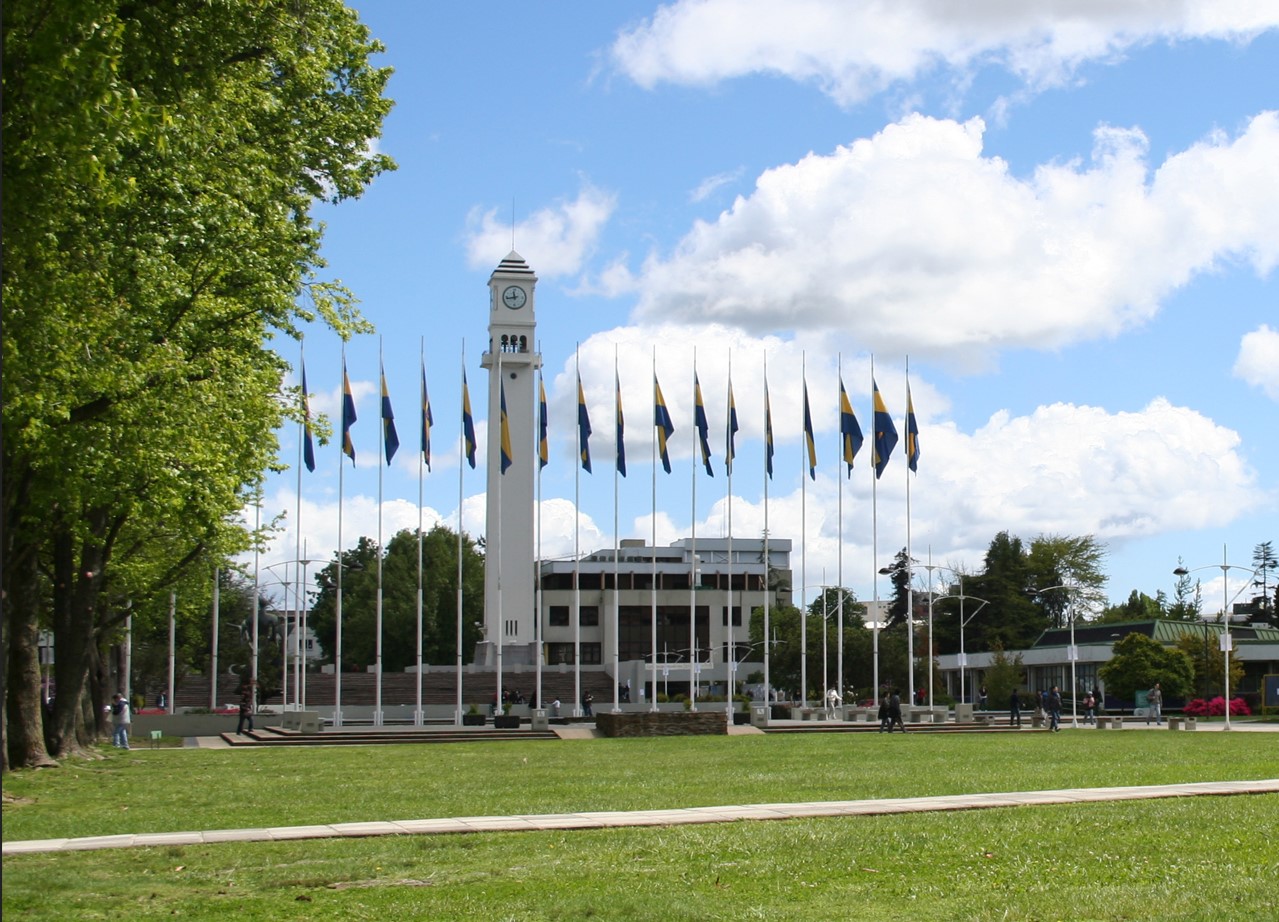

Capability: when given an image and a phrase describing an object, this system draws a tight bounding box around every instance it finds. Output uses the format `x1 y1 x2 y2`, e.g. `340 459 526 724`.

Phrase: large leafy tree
308 527 485 671
1099 633 1193 703
2 0 393 769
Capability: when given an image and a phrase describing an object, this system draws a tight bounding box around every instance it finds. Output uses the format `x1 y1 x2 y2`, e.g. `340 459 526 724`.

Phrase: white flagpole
870 355 879 699
536 361 544 712
905 357 915 706
334 345 346 728
762 354 771 708
725 352 734 723
210 568 220 711
612 346 622 714
252 500 260 708
650 350 659 713
415 340 426 726
455 341 466 726
496 348 505 717
800 352 808 709
573 345 582 717
836 354 845 707
689 348 699 713
375 340 385 727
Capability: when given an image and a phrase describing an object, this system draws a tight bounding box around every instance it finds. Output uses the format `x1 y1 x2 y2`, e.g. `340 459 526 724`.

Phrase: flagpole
612 346 622 714
375 340 385 727
870 355 879 700
455 341 466 726
573 346 583 718
762 354 771 708
836 354 845 708
650 351 660 713
415 340 426 727
689 350 699 713
290 341 306 712
251 498 261 711
725 352 734 723
536 362 546 712
211 567 220 711
905 358 915 706
335 345 350 728
496 348 505 718
800 353 808 709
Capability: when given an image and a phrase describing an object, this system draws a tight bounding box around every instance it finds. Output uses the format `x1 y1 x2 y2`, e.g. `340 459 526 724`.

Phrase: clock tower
479 252 541 665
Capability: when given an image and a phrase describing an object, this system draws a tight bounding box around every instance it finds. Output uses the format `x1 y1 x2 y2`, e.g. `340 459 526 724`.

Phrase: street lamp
1026 583 1083 728
889 550 979 708
1174 546 1263 731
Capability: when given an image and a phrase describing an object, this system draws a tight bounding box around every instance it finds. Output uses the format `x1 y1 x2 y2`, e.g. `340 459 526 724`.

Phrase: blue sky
258 1 1279 615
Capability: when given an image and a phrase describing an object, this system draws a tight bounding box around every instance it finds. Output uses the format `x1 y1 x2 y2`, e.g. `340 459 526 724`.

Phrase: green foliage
1099 632 1194 701
1097 589 1166 624
1175 631 1245 701
982 643 1025 709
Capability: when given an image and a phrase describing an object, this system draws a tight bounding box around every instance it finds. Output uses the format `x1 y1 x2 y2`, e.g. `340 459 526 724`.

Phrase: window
549 606 569 626
580 606 599 626
721 606 742 626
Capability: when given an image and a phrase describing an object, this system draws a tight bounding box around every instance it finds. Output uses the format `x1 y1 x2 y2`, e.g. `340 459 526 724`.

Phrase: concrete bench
1095 716 1120 729
1167 716 1197 731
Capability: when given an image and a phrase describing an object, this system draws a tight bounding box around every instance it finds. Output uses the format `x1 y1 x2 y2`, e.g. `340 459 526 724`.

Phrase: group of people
877 690 908 733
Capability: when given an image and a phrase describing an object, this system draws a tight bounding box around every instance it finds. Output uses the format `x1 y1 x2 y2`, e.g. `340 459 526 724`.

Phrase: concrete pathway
5 779 1276 856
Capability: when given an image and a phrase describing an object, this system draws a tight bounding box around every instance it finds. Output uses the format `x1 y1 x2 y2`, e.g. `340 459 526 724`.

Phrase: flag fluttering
342 361 358 466
694 371 713 477
802 377 816 480
872 376 898 479
725 377 739 476
615 371 627 477
764 374 774 480
906 382 920 473
499 379 513 474
577 373 593 473
420 364 434 470
301 360 316 473
538 374 549 470
654 375 675 474
461 369 477 469
381 365 400 465
839 377 864 478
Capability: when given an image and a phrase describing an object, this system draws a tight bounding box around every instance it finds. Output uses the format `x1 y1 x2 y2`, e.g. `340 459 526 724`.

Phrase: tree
1097 590 1165 624
1249 540 1276 620
982 643 1025 711
1174 632 1245 702
3 0 394 769
1098 633 1193 703
1165 560 1203 622
308 527 485 670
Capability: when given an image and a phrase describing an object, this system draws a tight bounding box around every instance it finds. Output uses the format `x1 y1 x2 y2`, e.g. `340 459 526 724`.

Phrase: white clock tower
479 252 541 665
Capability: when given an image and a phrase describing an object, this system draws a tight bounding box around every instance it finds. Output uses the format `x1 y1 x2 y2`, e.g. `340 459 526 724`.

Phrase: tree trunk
47 517 105 759
5 551 57 769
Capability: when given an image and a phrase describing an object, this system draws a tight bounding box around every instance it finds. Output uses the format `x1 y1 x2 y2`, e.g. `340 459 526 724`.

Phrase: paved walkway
6 779 1276 856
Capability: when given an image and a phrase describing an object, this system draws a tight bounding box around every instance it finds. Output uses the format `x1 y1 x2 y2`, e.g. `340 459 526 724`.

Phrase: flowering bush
1181 696 1250 717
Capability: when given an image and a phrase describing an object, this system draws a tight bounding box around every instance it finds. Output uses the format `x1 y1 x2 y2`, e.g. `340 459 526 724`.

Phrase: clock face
501 285 527 310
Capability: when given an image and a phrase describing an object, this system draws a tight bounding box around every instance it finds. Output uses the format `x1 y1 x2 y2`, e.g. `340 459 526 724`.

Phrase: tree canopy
1098 633 1194 703
2 0 394 769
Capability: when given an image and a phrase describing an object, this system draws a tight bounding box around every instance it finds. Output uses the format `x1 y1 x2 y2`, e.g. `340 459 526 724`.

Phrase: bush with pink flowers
1181 696 1250 717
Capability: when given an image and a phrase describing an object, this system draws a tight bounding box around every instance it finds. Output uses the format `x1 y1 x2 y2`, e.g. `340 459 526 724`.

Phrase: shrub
1181 696 1250 717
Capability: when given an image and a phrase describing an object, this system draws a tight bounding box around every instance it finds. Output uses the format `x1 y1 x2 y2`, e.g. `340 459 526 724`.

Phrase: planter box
461 714 486 726
493 715 521 729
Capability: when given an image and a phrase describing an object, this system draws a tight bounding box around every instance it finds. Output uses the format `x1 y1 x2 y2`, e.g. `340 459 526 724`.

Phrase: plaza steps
762 721 1050 735
219 724 561 748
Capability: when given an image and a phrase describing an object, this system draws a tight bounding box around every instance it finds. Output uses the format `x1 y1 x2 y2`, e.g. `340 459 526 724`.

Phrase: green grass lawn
3 732 1276 920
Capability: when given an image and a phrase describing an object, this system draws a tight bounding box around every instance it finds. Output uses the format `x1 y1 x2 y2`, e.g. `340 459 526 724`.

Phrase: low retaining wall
595 710 727 737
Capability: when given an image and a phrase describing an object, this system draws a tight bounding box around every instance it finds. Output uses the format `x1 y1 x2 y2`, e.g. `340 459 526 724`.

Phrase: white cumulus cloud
1233 324 1279 400
465 183 617 278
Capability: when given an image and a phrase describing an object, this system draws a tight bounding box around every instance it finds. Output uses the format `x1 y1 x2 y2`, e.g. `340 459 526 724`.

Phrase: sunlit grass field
4 731 1276 920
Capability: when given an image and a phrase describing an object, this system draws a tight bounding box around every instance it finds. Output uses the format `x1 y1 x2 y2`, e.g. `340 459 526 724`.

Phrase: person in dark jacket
237 688 255 735
887 690 906 733
1048 686 1063 732
1009 689 1022 728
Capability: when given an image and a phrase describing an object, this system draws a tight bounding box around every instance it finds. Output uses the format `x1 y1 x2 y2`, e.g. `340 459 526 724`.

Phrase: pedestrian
877 694 890 732
236 688 255 735
1009 689 1022 728
978 685 989 711
888 689 906 733
1146 683 1163 726
109 693 131 749
582 691 593 717
1083 691 1097 725
917 687 927 707
157 691 167 710
1048 686 1063 732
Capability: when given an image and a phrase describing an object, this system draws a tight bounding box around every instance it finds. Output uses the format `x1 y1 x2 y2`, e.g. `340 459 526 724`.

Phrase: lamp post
1026 583 1083 728
950 580 989 708
891 553 981 707
1174 546 1263 731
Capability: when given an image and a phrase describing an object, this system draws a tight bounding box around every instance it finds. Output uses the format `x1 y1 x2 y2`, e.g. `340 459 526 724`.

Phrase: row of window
547 605 742 627
540 573 767 591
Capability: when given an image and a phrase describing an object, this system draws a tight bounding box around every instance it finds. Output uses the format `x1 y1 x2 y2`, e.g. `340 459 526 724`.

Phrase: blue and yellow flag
381 365 400 465
906 382 920 473
420 364 434 471
538 373 549 470
693 371 713 477
499 379 513 474
577 373 593 473
725 378 739 476
654 375 675 474
615 371 627 478
764 376 774 480
872 376 898 479
341 361 358 466
802 378 816 480
300 360 316 473
461 369 477 470
839 377 864 478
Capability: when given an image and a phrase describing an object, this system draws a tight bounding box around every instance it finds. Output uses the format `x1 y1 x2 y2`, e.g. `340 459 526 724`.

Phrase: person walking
1146 683 1163 726
236 688 255 735
109 693 131 749
887 690 906 733
581 691 594 717
877 694 890 732
1009 689 1022 728
1048 686 1063 732
1082 691 1097 725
